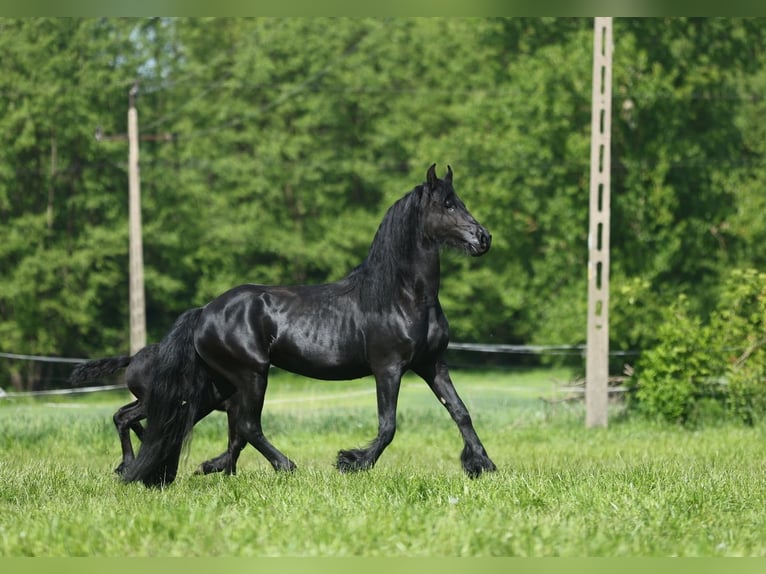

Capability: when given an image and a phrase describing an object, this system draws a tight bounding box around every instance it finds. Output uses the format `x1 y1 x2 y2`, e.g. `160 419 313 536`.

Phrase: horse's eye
444 198 455 211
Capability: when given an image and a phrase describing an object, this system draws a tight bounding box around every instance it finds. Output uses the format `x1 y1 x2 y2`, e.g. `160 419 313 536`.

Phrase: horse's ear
426 163 438 190
445 165 453 185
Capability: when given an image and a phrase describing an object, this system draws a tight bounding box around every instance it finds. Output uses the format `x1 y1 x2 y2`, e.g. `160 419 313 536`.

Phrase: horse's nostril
480 231 491 250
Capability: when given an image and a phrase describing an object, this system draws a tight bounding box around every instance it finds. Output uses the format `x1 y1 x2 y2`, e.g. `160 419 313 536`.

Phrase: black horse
124 165 497 487
69 312 245 477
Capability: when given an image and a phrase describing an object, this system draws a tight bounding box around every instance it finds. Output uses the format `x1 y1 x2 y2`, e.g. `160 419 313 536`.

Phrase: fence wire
0 343 640 399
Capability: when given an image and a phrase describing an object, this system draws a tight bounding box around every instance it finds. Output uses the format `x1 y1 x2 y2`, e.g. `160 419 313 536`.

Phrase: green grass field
1 367 765 557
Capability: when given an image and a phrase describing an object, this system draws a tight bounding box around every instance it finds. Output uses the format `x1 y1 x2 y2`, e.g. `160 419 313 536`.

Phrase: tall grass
1 368 765 556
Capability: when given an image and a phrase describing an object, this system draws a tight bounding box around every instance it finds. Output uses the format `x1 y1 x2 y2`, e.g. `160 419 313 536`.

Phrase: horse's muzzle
470 227 492 256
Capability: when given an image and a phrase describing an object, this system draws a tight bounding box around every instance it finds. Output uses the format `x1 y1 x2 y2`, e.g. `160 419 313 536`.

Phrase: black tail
68 356 132 386
122 307 206 488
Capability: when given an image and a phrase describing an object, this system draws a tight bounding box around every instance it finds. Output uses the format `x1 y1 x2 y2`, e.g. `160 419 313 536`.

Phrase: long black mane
349 185 427 311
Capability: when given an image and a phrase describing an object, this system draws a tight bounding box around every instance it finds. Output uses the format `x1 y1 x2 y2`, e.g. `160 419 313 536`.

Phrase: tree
0 18 140 388
3 18 766 391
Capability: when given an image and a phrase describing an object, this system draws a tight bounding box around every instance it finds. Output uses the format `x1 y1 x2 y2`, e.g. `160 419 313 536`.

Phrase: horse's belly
271 348 371 381
269 333 371 381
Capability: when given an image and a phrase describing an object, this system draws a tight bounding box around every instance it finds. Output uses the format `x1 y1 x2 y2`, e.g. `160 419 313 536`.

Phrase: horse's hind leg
230 369 295 472
196 401 247 475
129 418 145 441
414 361 496 477
113 400 145 475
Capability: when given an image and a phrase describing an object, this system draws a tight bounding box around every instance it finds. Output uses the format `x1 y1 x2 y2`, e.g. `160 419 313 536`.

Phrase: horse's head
422 164 491 257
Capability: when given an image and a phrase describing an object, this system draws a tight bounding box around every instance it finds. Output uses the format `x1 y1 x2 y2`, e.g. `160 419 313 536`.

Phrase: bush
631 296 722 424
631 269 766 425
715 268 766 425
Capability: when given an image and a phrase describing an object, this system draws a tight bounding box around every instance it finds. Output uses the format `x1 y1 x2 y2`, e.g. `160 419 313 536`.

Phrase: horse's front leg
337 366 402 473
414 361 496 477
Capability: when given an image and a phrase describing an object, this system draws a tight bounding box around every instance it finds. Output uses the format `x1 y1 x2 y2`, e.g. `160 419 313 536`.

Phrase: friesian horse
123 164 497 487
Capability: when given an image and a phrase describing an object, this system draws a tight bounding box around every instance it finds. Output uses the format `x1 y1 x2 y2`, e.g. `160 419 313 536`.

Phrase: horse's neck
407 245 441 303
359 193 444 308
356 237 441 311
382 242 442 308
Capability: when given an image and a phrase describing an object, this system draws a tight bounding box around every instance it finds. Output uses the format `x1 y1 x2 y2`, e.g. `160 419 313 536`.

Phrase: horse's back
194 282 372 380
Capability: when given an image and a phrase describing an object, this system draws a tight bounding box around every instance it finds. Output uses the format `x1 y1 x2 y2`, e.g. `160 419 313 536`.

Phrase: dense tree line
2 17 766 389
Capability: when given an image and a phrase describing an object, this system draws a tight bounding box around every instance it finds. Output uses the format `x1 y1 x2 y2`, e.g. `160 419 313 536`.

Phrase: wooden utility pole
128 83 146 356
586 17 613 428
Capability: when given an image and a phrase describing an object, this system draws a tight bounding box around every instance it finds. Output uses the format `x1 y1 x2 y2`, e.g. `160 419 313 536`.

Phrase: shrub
631 269 766 425
714 268 766 425
631 296 722 424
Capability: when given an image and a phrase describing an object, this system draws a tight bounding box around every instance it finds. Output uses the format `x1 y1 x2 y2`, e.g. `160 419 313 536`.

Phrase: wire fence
0 351 87 364
447 342 639 357
0 343 641 399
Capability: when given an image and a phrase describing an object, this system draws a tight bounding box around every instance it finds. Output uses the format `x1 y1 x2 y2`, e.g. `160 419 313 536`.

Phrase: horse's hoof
274 459 297 472
336 449 373 473
462 461 497 478
195 463 237 476
460 445 497 478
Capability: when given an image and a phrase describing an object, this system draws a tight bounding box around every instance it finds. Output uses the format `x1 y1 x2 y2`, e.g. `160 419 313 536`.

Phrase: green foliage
631 296 720 424
713 268 766 425
3 18 766 391
632 269 766 425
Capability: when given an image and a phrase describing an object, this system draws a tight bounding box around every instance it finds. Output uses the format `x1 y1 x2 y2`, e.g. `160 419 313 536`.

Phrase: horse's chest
400 305 449 353
425 305 449 349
